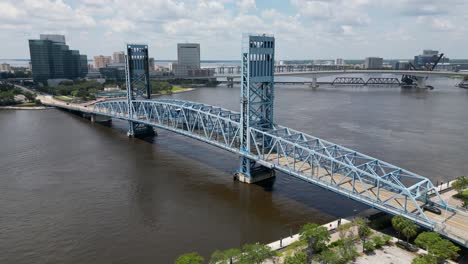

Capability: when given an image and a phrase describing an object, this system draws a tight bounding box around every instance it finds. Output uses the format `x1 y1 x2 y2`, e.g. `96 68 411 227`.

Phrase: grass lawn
17 102 39 107
172 85 190 92
453 189 468 205
54 95 73 101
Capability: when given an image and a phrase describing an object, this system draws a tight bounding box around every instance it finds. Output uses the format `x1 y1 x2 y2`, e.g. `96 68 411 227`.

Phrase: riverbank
0 105 52 110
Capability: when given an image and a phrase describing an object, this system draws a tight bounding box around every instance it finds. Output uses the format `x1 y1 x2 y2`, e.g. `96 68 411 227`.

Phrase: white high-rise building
336 58 344 65
112 51 125 64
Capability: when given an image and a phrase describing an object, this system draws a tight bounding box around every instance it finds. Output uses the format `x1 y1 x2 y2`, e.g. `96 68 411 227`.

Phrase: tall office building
149 58 155 72
40 34 65 44
413 50 449 69
94 55 112 69
335 58 344 65
29 34 88 82
112 51 125 64
364 57 383 69
175 43 200 76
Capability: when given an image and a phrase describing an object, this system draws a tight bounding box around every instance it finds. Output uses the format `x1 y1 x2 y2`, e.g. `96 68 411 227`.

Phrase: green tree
238 243 274 264
371 236 385 249
356 218 372 252
391 215 408 242
175 252 204 264
209 250 224 264
224 248 241 264
284 251 307 264
209 248 240 264
411 254 437 264
414 232 442 251
429 239 460 262
401 221 418 243
23 91 36 102
452 176 468 195
317 249 340 264
336 240 359 263
0 91 16 106
300 223 331 263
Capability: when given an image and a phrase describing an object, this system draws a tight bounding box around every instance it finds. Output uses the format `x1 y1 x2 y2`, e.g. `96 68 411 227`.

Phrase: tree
414 232 442 251
336 240 359 263
452 176 468 195
209 248 240 264
391 215 408 242
356 218 372 252
317 249 340 264
175 252 204 264
401 221 418 243
23 91 36 102
209 250 224 264
300 223 331 263
429 239 460 262
224 248 241 264
238 243 274 264
284 251 307 264
411 254 437 264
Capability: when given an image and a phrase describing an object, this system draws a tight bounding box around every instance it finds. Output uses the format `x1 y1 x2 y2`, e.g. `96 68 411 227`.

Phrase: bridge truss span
93 99 244 154
90 98 452 229
248 126 450 227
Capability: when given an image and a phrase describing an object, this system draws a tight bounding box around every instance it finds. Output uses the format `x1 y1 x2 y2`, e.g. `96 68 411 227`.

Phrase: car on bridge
423 204 442 215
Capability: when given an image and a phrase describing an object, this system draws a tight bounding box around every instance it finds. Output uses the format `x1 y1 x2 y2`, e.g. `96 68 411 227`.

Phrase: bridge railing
248 125 450 226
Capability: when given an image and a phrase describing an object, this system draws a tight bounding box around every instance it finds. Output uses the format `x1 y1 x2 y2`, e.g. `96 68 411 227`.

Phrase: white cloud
0 0 467 59
237 0 256 13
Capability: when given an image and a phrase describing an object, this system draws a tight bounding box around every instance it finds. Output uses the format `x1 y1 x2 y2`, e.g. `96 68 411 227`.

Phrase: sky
0 0 467 60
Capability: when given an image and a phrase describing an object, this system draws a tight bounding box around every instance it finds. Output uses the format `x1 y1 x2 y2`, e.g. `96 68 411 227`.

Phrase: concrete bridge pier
127 122 156 138
415 76 428 89
234 162 276 184
310 76 319 88
227 77 234 88
90 114 112 123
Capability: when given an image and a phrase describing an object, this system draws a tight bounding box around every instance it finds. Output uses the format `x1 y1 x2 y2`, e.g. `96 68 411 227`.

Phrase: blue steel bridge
42 34 468 247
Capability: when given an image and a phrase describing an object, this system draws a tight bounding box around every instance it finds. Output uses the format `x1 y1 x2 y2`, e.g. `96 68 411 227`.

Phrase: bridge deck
41 96 468 247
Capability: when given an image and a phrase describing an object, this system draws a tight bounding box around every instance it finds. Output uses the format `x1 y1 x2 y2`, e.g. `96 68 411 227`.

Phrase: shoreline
0 106 53 110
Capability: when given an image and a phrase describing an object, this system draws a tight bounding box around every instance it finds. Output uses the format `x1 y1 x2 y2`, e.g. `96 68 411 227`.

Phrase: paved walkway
266 218 352 251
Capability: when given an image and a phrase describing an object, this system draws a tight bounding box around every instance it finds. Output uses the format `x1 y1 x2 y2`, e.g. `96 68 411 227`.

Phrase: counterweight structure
238 34 275 182
125 44 153 137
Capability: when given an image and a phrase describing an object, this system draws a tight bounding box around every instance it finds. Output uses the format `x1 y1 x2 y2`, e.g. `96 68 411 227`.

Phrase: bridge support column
90 114 111 123
415 76 428 89
310 76 319 88
235 159 275 184
127 122 156 138
227 77 234 88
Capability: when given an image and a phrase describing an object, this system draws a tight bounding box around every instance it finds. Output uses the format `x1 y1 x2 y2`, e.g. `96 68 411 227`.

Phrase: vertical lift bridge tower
237 34 276 183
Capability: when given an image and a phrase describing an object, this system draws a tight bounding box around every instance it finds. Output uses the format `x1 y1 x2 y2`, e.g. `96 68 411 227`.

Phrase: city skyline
0 0 468 60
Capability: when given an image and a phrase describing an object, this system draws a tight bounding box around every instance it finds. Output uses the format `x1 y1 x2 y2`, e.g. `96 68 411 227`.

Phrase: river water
1 76 467 263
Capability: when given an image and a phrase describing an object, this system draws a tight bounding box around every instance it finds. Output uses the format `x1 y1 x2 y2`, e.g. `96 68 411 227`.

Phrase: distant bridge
217 70 468 89
41 36 468 247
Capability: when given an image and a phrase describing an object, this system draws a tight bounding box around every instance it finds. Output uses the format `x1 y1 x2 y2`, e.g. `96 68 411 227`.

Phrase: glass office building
29 35 88 82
